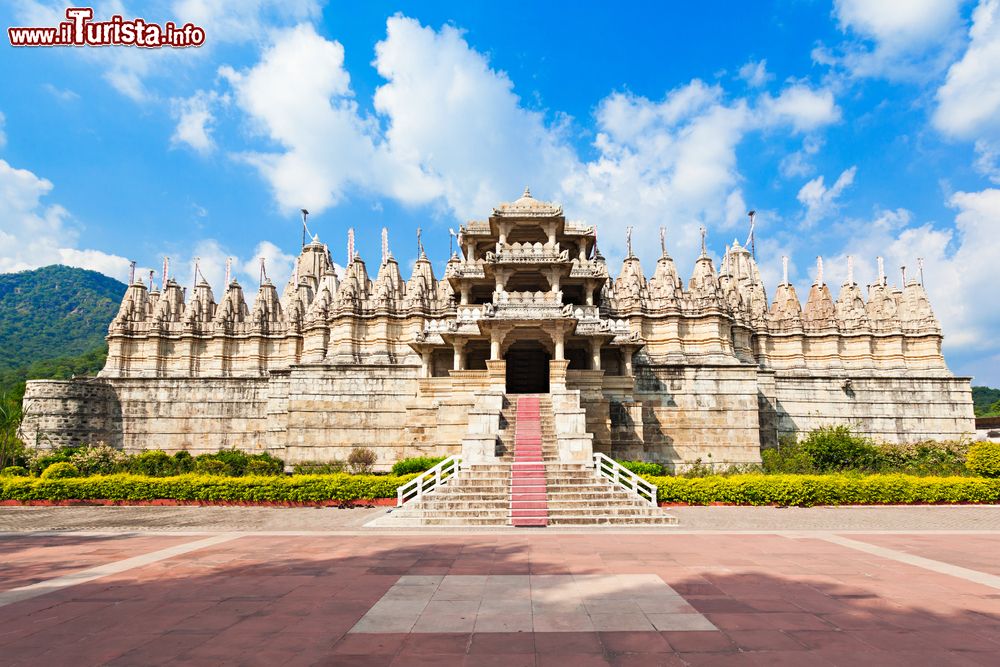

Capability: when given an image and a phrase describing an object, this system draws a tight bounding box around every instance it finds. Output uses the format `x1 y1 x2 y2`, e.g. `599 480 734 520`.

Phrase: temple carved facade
20 189 975 469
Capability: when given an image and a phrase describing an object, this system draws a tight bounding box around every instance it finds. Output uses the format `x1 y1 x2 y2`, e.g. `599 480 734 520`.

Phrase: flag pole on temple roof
448 228 456 257
381 227 389 265
225 257 231 286
746 210 756 260
347 228 355 263
781 255 789 285
162 257 169 290
901 265 907 286
301 209 309 248
918 257 924 286
129 260 136 285
847 255 854 285
192 257 200 289
877 256 885 286
148 270 154 291
659 226 666 258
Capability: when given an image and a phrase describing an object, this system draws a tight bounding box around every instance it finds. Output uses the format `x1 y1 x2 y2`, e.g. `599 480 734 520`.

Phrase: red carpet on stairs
510 396 548 527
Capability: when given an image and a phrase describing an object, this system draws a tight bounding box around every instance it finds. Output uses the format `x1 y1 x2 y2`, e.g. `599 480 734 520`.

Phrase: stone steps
368 393 676 529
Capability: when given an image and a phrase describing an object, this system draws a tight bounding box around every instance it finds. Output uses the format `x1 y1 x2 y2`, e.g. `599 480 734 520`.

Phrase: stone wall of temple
768 374 975 443
21 377 270 454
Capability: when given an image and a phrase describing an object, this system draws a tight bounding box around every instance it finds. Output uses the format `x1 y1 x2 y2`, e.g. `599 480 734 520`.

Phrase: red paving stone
0 533 195 590
0 532 998 665
849 533 1000 576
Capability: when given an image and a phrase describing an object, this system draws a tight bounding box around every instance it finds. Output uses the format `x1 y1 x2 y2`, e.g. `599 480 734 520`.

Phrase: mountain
0 265 124 378
972 386 1000 417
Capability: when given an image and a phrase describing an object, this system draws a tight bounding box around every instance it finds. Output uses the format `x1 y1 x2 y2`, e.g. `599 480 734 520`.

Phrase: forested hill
0 265 125 374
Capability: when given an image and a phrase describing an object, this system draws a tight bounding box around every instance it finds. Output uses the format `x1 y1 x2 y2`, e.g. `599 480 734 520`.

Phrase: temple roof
491 187 564 218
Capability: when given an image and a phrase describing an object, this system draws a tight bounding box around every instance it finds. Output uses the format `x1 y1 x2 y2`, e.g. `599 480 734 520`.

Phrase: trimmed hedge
966 442 1000 478
643 473 1000 506
0 472 418 503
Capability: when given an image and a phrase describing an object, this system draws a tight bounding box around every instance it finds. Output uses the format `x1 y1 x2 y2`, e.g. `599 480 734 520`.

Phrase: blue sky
1 0 998 384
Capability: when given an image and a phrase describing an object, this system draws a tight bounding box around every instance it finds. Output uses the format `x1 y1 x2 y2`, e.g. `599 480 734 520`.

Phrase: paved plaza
1 507 999 665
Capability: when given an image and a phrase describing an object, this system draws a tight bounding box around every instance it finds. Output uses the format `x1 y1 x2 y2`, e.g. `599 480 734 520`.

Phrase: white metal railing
592 453 658 507
396 455 463 507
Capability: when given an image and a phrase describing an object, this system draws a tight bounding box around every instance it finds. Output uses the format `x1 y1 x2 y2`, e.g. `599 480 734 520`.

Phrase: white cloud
172 0 321 43
171 90 225 154
41 83 80 103
796 166 857 225
821 0 964 80
0 158 131 280
372 16 577 218
738 59 771 88
780 136 824 179
758 85 842 132
933 0 1000 182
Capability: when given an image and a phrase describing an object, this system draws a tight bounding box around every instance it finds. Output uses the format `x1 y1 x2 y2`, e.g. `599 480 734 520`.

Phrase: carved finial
129 260 136 285
381 227 389 265
626 225 634 258
659 226 666 257
877 256 885 286
815 256 823 286
781 255 789 285
522 186 532 199
347 228 355 263
700 226 707 258
162 257 169 290
225 257 231 286
847 255 854 285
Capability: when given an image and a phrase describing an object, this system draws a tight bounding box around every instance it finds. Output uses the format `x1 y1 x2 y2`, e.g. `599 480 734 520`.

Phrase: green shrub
391 456 446 476
192 450 284 476
70 443 128 476
40 462 79 479
245 458 282 476
173 451 194 474
617 460 665 476
761 444 816 474
293 461 346 474
129 450 176 477
195 458 227 476
348 447 377 474
797 426 879 472
642 473 1000 506
874 441 970 476
966 442 1000 478
0 472 418 503
28 446 81 475
1 465 28 477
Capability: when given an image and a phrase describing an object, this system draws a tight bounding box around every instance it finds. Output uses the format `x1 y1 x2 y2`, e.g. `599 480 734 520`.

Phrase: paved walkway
2 504 1000 532
1 507 999 664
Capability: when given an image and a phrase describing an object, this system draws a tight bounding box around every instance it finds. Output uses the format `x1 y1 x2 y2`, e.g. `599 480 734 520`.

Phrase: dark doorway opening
505 342 550 393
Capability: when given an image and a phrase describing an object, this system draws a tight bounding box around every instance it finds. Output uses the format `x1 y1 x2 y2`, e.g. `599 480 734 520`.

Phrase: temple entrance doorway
505 341 550 393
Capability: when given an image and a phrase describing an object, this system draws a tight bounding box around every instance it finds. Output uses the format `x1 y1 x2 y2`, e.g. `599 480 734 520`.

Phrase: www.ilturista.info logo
8 7 205 48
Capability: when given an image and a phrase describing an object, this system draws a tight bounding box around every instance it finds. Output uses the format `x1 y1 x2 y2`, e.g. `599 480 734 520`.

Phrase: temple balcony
486 241 570 264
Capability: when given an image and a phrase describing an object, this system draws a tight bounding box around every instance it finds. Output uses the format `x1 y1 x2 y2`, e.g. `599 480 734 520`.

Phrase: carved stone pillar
553 330 565 361
453 339 466 370
622 348 633 376
590 338 602 371
460 285 470 305
421 350 432 377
